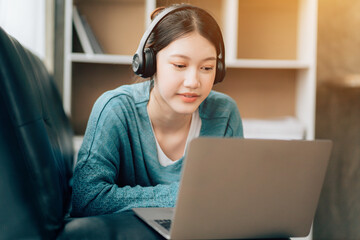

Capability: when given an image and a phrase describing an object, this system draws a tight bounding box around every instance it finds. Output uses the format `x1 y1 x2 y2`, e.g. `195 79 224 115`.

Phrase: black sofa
0 27 162 240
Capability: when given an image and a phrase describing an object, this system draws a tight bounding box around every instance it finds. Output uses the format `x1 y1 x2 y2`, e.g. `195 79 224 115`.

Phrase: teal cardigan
71 81 243 217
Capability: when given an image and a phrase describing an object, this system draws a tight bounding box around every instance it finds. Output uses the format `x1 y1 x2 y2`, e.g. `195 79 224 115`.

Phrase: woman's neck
147 88 193 160
147 87 192 134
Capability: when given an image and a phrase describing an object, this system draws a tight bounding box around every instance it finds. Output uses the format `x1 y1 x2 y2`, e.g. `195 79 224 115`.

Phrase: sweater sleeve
71 94 179 217
71 160 179 216
224 98 244 138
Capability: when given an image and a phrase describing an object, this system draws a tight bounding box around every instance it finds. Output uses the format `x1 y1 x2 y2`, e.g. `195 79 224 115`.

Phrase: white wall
0 0 46 60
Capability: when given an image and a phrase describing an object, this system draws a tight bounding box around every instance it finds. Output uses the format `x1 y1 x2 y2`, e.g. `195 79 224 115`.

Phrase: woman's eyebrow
169 54 217 61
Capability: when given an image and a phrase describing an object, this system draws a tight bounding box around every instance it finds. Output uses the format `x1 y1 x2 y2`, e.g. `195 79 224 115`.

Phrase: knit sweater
71 80 243 217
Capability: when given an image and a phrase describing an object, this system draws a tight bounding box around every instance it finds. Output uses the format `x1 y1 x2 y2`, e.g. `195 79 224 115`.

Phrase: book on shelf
72 6 104 54
80 14 104 54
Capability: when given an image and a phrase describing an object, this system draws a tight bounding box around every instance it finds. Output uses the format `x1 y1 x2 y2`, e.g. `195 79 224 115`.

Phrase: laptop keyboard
154 219 172 231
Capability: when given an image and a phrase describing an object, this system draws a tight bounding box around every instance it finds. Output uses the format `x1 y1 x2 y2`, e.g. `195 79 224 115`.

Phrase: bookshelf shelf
227 59 310 69
71 53 133 64
70 54 310 69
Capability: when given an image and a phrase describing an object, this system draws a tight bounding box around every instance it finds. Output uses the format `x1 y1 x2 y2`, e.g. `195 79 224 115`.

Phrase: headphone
132 4 226 84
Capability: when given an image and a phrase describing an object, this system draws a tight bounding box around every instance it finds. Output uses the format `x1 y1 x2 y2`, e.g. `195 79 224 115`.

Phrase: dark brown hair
147 4 224 62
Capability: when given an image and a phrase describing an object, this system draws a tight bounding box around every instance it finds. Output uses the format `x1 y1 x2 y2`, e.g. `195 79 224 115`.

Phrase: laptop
133 138 332 239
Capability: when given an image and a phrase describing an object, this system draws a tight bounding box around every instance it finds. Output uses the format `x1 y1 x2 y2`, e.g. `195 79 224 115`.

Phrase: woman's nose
183 68 200 88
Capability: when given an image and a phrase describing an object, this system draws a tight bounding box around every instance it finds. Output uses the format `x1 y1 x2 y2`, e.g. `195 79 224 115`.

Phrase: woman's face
151 31 217 116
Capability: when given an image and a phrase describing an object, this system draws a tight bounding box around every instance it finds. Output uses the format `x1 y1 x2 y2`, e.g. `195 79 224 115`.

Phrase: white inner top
152 109 202 167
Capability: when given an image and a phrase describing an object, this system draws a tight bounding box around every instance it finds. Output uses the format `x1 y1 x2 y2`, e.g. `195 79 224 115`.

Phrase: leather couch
0 27 162 240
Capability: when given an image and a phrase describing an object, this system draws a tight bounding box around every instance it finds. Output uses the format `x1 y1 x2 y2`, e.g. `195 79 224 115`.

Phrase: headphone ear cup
132 53 143 76
214 60 225 84
142 48 156 78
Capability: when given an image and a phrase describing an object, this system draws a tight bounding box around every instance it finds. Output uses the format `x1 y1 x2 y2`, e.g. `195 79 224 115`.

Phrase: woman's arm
71 93 179 217
71 160 179 216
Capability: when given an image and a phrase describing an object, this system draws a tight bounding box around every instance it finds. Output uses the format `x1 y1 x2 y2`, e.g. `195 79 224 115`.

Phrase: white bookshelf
63 0 318 140
63 1 318 239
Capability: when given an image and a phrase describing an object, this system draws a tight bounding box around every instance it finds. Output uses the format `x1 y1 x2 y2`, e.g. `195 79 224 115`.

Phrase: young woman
71 4 243 217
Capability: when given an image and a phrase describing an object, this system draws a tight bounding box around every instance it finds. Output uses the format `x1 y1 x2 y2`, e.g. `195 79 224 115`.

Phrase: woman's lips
178 93 200 103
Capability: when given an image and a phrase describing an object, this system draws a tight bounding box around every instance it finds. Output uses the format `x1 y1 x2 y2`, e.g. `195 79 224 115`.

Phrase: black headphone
132 4 226 84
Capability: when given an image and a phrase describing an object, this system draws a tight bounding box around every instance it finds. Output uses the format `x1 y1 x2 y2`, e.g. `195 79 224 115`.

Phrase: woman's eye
173 64 186 69
201 66 214 71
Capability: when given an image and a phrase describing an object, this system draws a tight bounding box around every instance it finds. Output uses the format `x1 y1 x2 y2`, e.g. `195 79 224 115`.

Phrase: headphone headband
132 4 226 83
132 5 191 77
135 5 180 62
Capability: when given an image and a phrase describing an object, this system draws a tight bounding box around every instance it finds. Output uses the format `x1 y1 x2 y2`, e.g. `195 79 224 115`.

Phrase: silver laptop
133 138 332 239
